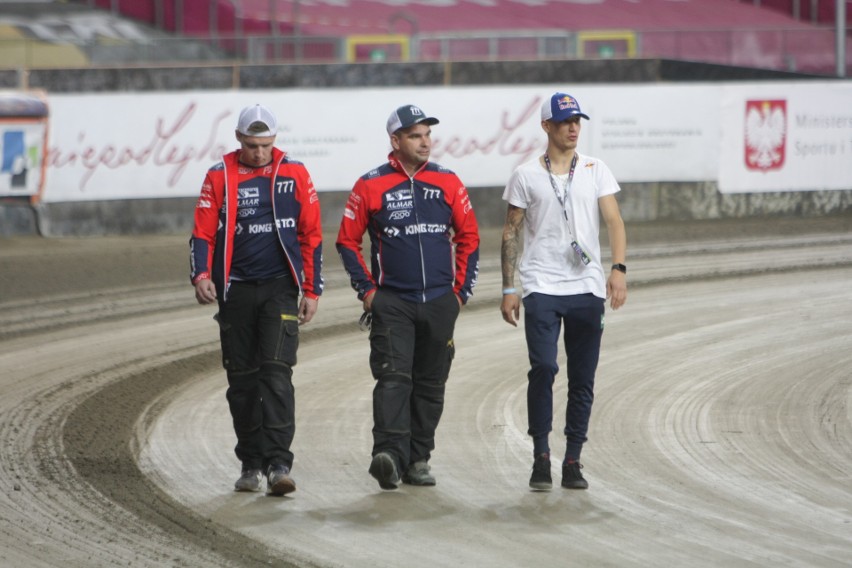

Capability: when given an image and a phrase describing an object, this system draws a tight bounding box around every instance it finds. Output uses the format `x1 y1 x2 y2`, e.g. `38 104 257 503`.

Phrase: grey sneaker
561 461 588 490
368 452 400 490
402 460 436 486
266 464 296 496
234 468 263 492
529 453 552 491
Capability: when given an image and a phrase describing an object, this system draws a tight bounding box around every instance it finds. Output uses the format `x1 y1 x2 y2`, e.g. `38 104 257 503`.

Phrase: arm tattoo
501 205 524 288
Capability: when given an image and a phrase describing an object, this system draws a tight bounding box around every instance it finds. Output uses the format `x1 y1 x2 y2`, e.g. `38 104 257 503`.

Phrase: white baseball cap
236 104 278 137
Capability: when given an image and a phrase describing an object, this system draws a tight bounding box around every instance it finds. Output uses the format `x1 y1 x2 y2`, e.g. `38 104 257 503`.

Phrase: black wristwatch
611 263 627 274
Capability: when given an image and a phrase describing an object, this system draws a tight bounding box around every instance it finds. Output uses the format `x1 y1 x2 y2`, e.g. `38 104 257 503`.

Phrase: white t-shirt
502 152 620 299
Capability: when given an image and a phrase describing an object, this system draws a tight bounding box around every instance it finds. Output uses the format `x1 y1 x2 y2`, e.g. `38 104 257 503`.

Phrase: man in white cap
336 104 480 490
500 92 627 491
190 104 323 496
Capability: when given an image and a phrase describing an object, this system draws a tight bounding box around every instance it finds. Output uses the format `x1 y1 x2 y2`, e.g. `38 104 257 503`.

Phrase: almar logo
600 313 605 330
744 100 786 172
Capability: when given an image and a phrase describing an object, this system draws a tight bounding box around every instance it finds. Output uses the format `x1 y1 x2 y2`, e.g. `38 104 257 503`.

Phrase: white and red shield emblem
744 100 786 171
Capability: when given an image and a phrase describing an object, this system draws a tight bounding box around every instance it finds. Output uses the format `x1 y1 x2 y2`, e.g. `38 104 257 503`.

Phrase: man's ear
389 134 400 151
235 131 242 143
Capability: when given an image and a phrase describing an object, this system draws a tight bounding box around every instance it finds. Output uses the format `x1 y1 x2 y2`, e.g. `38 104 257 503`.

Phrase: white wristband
502 288 517 295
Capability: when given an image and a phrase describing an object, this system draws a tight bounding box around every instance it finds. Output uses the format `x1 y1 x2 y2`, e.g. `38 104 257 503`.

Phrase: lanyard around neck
541 152 591 265
543 153 578 220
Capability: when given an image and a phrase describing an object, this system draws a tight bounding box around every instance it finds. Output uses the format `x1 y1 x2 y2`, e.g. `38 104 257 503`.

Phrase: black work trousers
216 276 299 471
368 289 459 472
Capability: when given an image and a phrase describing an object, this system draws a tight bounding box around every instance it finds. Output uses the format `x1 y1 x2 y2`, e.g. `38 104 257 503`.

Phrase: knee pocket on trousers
275 318 299 367
435 338 455 385
369 328 398 378
422 336 455 386
215 313 240 372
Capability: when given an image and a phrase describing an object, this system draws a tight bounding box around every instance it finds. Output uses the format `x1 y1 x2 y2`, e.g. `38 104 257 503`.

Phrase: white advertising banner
0 120 46 197
45 92 241 203
42 85 720 203
578 84 719 182
718 82 852 193
41 82 851 202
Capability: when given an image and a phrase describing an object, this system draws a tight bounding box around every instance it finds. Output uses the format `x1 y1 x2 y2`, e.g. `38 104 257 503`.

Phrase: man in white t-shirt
500 92 627 491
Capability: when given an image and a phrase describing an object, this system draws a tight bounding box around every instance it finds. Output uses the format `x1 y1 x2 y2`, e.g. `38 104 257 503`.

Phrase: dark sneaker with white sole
266 464 296 496
561 461 588 489
234 468 263 492
369 452 400 490
529 453 552 491
402 460 436 486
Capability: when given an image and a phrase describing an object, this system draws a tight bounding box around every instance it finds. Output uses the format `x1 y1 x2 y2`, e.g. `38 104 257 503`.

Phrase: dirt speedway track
1 217 851 568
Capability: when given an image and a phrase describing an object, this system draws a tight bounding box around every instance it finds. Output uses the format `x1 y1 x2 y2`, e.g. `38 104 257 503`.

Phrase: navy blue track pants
523 292 605 462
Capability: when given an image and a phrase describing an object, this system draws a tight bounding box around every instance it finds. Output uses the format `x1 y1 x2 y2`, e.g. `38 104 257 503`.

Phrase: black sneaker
266 464 296 496
401 460 436 486
529 453 552 491
561 461 588 490
234 468 263 492
368 452 400 490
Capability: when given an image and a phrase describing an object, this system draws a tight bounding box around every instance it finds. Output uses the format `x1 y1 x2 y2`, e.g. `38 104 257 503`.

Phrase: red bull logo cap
541 93 590 122
386 104 440 135
236 104 278 137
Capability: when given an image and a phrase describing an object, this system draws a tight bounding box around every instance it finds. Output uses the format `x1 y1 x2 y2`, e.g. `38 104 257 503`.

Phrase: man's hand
194 278 217 305
361 289 376 313
500 293 521 327
299 296 318 324
606 271 627 310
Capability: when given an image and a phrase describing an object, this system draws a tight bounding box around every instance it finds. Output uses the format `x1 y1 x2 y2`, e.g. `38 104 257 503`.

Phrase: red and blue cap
541 93 590 122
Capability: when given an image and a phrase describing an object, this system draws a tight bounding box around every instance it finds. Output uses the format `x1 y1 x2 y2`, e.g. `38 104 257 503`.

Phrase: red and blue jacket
190 147 323 302
336 153 479 304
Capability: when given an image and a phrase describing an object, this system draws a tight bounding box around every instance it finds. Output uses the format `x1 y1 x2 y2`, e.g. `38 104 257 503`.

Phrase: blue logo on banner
2 130 27 188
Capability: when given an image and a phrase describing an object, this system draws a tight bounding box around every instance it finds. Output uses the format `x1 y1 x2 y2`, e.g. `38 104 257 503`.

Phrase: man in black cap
337 104 480 490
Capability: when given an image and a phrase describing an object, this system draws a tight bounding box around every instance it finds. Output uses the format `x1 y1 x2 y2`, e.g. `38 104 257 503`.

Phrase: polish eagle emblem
744 100 786 171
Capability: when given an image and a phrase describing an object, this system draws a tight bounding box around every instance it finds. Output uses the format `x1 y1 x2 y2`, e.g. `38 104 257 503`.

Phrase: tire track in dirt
1 218 850 567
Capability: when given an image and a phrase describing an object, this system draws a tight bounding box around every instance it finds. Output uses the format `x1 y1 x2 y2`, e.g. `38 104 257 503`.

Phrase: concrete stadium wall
4 183 850 238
